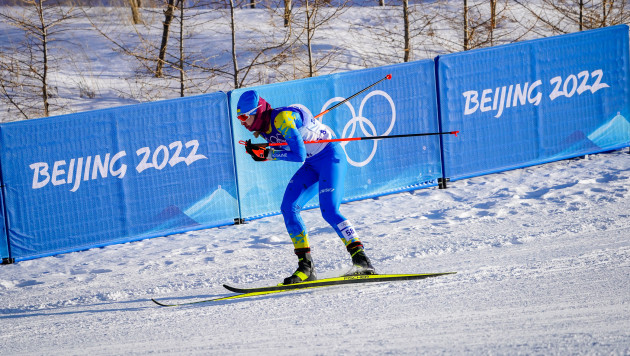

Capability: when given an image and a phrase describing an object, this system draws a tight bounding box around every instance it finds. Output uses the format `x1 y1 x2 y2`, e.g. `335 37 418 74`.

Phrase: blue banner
0 186 8 260
230 60 442 219
438 25 630 180
0 92 238 261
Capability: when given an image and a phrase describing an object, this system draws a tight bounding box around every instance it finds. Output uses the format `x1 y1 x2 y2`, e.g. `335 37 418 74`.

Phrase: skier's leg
315 143 375 274
281 164 319 284
315 144 357 246
281 164 319 251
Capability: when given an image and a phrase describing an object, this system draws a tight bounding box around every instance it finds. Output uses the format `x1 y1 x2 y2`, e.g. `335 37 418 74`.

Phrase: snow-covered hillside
1 2 543 121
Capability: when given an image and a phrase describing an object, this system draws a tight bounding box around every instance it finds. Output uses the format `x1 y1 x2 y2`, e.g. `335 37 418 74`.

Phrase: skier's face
238 104 261 131
239 114 256 130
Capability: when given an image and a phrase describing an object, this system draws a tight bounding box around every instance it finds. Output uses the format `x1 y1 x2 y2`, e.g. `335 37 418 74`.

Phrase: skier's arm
269 111 306 162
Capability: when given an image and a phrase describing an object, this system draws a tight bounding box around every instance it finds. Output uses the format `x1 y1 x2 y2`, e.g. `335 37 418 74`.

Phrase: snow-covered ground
1 149 629 354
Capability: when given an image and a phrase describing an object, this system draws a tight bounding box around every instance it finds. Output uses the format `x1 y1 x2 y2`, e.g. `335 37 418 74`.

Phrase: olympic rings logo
320 90 396 167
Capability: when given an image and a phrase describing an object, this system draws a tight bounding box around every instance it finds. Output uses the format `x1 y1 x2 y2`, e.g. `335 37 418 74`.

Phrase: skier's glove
245 139 271 161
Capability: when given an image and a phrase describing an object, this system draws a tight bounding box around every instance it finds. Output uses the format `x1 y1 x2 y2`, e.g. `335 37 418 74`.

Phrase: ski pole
314 74 392 119
238 131 459 148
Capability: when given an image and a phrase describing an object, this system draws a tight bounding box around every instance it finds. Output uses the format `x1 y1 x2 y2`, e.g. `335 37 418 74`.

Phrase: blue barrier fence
0 92 238 261
438 25 630 180
0 25 628 262
0 186 8 262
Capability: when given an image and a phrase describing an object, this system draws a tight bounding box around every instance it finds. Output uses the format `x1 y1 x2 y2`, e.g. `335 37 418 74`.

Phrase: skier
236 89 376 285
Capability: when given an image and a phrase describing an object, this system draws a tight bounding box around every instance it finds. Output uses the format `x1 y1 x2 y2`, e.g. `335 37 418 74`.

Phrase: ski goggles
237 105 261 122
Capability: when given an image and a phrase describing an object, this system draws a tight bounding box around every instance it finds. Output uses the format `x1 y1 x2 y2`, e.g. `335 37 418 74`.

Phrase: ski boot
347 242 376 275
283 248 317 285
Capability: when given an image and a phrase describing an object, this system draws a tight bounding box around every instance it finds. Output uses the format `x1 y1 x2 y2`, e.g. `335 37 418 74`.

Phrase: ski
223 272 456 294
151 289 291 307
151 272 456 307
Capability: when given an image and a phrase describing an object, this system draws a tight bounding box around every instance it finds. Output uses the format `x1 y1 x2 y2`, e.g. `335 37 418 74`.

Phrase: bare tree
292 0 350 77
513 0 630 35
401 0 438 61
229 0 239 87
83 0 238 99
178 0 185 96
490 0 496 44
600 0 630 25
351 1 437 65
578 0 589 30
305 0 315 76
284 0 291 27
432 0 518 53
129 0 144 25
157 0 178 77
0 0 76 120
226 0 296 87
463 0 469 50
402 0 410 61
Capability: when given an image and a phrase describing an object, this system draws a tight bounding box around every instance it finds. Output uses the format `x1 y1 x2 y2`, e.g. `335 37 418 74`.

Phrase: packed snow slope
1 149 629 355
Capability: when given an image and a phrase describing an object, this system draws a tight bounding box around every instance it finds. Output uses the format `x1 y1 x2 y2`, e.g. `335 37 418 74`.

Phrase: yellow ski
151 272 456 307
223 272 457 294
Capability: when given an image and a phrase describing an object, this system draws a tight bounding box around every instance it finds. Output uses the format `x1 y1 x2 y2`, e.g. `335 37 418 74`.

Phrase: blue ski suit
260 106 361 251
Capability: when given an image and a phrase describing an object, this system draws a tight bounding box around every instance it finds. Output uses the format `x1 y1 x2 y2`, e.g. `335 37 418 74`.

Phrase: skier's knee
320 207 343 226
281 200 301 219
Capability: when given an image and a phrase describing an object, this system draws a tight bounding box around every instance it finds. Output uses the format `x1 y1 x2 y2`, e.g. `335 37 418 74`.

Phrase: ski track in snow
0 150 629 355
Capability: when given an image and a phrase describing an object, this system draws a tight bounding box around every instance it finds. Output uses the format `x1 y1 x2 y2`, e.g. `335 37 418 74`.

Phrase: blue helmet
237 90 260 116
